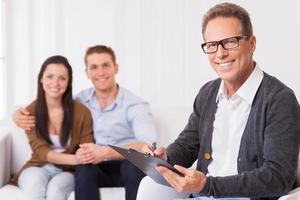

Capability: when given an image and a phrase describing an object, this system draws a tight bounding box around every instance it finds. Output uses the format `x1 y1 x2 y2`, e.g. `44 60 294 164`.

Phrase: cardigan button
204 152 211 160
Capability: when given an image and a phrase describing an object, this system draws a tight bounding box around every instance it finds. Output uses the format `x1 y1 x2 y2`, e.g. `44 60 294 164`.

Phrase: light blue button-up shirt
75 86 156 146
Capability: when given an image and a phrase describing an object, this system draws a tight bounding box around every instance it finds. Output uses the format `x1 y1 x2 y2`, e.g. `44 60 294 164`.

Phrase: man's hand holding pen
141 143 206 193
151 142 157 152
142 142 168 161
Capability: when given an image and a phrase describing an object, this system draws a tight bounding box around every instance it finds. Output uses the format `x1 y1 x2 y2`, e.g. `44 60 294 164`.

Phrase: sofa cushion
0 128 11 187
67 188 125 200
0 185 24 200
10 124 31 174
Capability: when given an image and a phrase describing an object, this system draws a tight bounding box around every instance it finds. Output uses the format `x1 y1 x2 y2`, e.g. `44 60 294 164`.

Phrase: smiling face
40 63 69 100
204 17 256 90
85 52 118 93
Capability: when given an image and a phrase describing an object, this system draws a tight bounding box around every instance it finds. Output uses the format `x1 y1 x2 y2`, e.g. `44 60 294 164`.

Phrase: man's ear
249 35 256 53
114 64 119 74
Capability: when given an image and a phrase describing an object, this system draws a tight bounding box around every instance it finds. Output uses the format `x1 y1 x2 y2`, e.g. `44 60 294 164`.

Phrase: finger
20 108 31 115
156 166 182 190
77 151 88 158
83 152 95 160
174 165 191 176
17 115 35 123
84 157 95 163
157 165 181 179
154 147 167 160
77 154 86 160
80 156 91 164
142 144 152 152
81 148 93 155
84 156 96 164
153 149 163 157
21 116 36 121
18 117 35 123
17 118 35 127
80 155 94 164
21 122 35 128
76 157 85 164
21 122 35 127
76 150 84 157
20 123 34 131
143 145 155 155
82 151 96 161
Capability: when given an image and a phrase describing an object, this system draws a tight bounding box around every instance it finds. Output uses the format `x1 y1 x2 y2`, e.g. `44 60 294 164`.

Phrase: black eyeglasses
201 35 250 54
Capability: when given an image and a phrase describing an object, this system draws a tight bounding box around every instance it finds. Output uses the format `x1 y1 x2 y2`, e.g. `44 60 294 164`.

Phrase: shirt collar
114 86 124 107
83 85 124 108
82 87 95 103
216 64 264 105
216 81 226 103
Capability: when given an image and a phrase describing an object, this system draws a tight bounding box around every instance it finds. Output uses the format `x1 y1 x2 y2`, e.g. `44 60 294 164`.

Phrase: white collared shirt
207 65 264 176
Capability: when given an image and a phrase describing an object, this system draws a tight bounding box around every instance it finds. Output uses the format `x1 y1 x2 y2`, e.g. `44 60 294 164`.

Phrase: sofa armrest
0 128 11 187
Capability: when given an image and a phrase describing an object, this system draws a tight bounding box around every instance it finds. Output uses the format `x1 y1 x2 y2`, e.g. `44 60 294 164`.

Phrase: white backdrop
3 0 300 121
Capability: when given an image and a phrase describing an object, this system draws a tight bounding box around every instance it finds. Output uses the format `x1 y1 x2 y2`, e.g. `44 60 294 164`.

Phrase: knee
46 172 74 200
75 164 99 183
121 160 145 182
46 184 68 200
18 167 50 189
18 167 50 198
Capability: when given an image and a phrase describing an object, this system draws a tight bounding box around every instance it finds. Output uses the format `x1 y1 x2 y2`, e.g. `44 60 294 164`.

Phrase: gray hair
202 3 253 38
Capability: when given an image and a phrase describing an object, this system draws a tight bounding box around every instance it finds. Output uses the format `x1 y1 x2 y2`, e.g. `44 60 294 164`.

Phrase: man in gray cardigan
143 3 300 200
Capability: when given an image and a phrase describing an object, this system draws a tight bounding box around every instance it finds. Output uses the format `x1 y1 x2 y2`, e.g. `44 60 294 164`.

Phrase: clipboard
109 145 184 187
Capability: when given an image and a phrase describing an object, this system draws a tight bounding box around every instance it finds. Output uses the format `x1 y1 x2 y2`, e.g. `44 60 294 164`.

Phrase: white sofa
0 106 300 200
0 107 192 200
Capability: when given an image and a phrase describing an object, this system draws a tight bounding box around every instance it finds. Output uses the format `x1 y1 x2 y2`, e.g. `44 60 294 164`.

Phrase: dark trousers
75 160 145 200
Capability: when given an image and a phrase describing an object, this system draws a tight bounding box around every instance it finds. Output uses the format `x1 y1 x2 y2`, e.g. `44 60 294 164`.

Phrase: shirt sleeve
74 92 82 102
127 102 157 144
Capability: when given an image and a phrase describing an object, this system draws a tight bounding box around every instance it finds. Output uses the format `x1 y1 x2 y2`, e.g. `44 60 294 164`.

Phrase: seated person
11 55 94 200
13 45 157 200
142 2 300 200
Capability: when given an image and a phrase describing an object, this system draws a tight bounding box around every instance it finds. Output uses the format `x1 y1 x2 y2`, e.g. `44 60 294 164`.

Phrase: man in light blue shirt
76 86 156 147
72 45 156 200
13 45 156 200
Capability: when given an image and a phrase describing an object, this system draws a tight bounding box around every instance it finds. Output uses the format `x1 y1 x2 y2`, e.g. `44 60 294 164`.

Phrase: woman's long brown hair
35 55 74 147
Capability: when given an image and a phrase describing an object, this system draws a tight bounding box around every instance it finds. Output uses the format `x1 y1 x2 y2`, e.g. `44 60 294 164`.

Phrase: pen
151 142 157 152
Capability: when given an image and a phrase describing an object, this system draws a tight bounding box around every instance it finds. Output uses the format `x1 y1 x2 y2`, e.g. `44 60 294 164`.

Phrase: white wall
3 0 300 120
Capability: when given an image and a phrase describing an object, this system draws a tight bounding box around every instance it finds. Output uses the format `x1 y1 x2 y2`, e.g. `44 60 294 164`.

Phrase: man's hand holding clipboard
109 144 183 187
110 144 206 193
141 143 207 193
